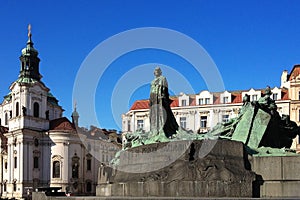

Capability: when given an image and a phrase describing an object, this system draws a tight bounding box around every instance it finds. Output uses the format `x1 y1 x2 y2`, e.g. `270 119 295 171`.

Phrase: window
252 95 258 101
223 97 229 104
16 102 19 117
3 182 6 192
127 120 131 132
4 161 7 169
299 110 300 122
72 163 79 178
86 182 92 192
299 91 300 100
180 117 187 129
205 98 210 104
137 120 144 130
13 182 16 192
53 161 60 178
0 118 1 126
33 102 39 117
199 98 204 105
34 157 39 169
222 115 229 123
5 113 8 125
87 159 91 171
14 157 17 168
200 116 207 128
181 99 187 106
273 93 278 100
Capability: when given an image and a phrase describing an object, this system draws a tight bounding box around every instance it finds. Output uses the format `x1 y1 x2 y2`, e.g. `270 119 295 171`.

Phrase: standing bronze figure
149 67 179 138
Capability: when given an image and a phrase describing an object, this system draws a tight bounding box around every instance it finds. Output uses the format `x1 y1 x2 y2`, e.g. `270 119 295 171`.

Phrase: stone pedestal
97 140 256 197
251 155 300 197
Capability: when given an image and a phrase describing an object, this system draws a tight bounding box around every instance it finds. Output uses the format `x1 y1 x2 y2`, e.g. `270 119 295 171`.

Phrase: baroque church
0 27 121 199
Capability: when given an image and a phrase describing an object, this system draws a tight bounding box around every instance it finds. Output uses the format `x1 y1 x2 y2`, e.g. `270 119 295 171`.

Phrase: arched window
33 102 39 118
16 102 19 117
53 161 60 178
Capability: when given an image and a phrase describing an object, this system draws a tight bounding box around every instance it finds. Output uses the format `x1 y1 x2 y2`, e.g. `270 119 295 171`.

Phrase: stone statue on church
149 67 179 138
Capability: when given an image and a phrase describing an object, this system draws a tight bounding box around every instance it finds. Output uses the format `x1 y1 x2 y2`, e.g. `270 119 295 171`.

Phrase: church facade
0 28 121 199
122 66 300 152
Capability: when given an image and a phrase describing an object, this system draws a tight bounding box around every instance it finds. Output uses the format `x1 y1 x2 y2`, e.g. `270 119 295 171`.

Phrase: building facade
122 65 300 152
0 28 121 199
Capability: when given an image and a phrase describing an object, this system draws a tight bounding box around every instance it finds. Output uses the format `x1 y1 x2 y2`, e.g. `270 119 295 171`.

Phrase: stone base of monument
97 140 256 197
251 155 300 197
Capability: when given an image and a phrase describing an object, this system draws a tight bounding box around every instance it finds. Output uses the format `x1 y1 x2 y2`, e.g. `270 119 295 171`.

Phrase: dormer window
223 97 229 104
199 98 204 105
205 98 210 104
181 100 187 106
273 93 278 100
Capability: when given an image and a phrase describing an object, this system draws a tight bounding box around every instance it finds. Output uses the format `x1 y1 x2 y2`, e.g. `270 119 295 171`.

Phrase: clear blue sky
1 0 300 131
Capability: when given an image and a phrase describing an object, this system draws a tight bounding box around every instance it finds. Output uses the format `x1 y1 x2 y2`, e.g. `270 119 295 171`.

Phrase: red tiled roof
49 117 76 131
213 94 220 104
281 89 289 100
232 93 242 103
130 97 179 110
130 100 149 110
129 88 290 110
288 64 300 81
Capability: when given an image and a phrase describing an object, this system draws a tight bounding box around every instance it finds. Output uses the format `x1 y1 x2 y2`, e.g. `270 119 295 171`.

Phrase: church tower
0 25 63 199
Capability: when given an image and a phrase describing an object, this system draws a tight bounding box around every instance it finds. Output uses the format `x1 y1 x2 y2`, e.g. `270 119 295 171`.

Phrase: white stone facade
0 31 121 199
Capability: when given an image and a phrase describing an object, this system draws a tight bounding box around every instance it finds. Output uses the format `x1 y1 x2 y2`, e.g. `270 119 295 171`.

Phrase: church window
16 102 19 117
13 182 16 191
86 181 92 192
53 161 60 178
4 161 7 169
87 159 91 171
3 182 6 192
180 117 187 129
5 113 8 125
33 102 39 117
72 163 79 178
34 157 39 168
14 157 17 168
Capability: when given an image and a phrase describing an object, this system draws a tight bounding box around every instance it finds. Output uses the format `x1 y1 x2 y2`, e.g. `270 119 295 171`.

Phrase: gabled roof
288 64 300 81
49 117 76 131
